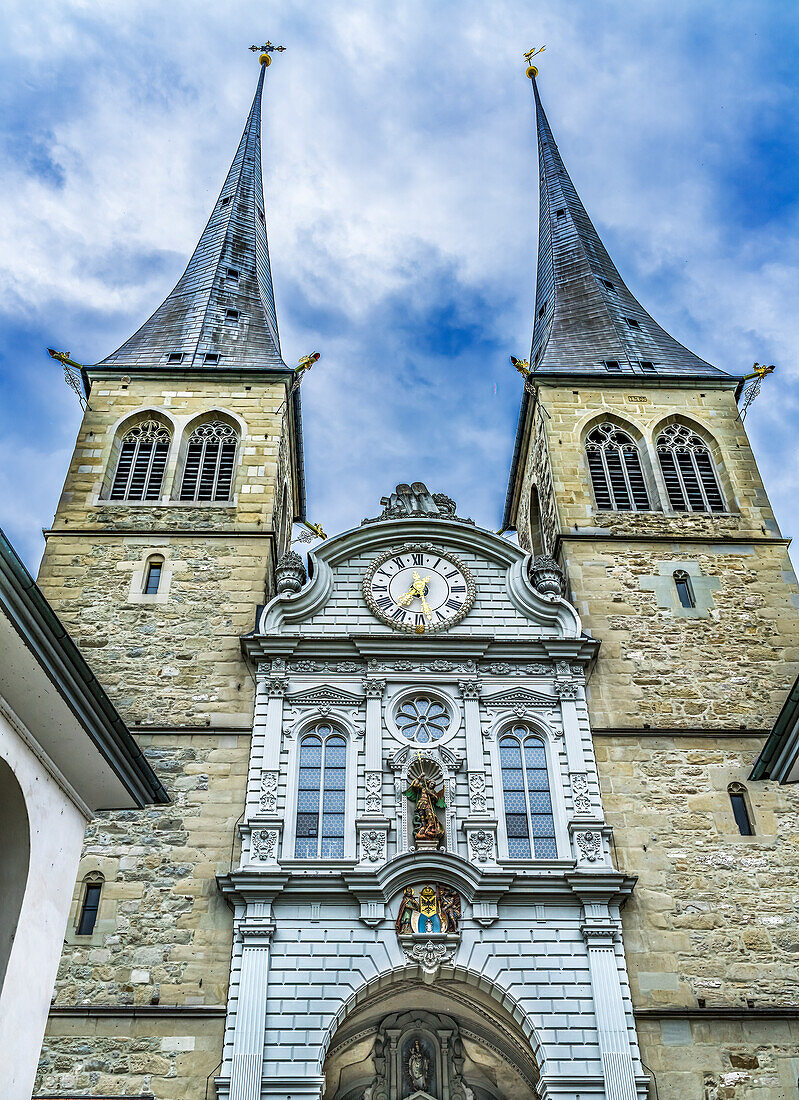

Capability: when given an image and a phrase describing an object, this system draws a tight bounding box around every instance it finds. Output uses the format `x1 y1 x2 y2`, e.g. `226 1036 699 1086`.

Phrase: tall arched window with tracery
499 725 557 858
110 419 171 501
656 424 726 513
179 420 238 501
585 422 650 511
295 724 347 859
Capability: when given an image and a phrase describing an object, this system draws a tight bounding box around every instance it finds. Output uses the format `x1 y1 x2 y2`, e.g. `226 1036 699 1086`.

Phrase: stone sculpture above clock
363 544 476 634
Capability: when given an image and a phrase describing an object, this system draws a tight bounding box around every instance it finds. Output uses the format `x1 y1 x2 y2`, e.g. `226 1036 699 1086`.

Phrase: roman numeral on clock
392 557 405 570
376 596 392 610
446 598 462 611
450 585 466 594
411 554 424 566
391 606 406 621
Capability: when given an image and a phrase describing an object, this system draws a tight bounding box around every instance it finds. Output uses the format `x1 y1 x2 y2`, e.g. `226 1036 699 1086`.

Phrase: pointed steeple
527 73 728 379
102 59 284 370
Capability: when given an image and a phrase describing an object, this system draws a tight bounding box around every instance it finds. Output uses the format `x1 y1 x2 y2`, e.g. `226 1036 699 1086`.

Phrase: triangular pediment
482 687 555 708
286 685 364 708
406 1091 437 1100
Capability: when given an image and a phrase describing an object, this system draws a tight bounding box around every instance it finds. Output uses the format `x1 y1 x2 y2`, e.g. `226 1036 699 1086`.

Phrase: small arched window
673 570 695 609
295 724 347 859
656 424 725 513
585 422 650 511
110 419 171 501
728 783 754 836
499 725 557 859
76 873 104 935
143 555 164 595
179 420 238 502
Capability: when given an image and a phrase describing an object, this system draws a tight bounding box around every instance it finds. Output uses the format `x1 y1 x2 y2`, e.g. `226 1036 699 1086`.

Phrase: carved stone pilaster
570 772 592 816
362 678 387 698
364 770 383 815
267 675 289 697
553 679 579 701
467 772 488 814
259 771 279 814
458 679 481 700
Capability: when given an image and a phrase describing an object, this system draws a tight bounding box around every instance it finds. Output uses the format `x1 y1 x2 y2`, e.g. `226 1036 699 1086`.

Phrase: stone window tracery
656 423 725 513
499 725 557 859
109 419 171 501
585 422 650 511
294 723 347 858
395 694 451 744
179 419 238 502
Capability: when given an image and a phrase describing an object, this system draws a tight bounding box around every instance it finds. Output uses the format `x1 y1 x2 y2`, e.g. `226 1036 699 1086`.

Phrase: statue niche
363 1011 477 1100
403 758 446 851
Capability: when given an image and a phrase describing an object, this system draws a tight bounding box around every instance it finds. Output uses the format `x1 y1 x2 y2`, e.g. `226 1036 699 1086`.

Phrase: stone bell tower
503 61 799 1096
34 49 306 1096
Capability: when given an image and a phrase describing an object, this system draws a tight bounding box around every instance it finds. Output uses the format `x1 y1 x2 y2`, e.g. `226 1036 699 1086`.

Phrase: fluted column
229 914 274 1100
582 922 638 1100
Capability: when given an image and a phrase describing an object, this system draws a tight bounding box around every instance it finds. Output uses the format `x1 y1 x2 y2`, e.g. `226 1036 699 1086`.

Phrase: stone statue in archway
406 1039 430 1092
403 773 446 845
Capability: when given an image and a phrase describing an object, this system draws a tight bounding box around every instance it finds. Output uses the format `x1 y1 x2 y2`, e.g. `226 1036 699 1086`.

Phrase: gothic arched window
585 422 650 511
499 726 557 859
295 724 347 859
179 420 238 502
110 419 171 501
656 424 725 513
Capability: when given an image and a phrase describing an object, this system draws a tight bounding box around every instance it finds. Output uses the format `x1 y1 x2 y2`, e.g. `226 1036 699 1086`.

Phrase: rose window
395 696 451 744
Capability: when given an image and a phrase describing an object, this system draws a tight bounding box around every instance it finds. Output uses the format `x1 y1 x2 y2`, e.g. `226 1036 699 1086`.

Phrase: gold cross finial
249 41 286 66
523 45 545 79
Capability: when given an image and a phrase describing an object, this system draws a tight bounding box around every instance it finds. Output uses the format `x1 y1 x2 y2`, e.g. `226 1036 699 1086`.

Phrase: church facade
32 52 799 1100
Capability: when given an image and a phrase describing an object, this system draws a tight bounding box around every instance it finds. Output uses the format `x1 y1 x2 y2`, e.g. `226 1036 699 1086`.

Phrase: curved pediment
256 517 582 642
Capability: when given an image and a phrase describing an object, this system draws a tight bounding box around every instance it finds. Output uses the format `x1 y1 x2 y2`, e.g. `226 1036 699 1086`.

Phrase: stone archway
321 970 540 1100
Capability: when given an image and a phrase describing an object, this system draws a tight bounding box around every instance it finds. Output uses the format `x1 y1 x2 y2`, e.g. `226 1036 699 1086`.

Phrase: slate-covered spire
102 58 284 370
528 73 728 379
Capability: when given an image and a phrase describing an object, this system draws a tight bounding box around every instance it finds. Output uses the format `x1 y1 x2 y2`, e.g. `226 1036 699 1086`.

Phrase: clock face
363 544 475 634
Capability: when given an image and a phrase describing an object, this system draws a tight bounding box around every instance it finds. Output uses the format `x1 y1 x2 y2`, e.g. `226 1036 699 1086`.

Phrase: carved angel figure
403 775 446 843
407 1039 430 1092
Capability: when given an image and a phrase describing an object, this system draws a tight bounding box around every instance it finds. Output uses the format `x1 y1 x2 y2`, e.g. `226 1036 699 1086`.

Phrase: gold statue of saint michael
397 570 433 620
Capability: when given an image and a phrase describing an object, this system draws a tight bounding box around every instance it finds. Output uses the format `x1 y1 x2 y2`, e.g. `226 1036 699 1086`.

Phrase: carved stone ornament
406 939 454 974
468 829 495 864
251 829 279 861
259 771 278 813
275 550 307 595
365 771 383 814
458 679 481 701
575 831 603 863
360 829 387 863
361 482 474 526
267 675 289 697
363 679 387 699
529 554 565 600
554 679 579 701
468 772 488 814
570 773 592 815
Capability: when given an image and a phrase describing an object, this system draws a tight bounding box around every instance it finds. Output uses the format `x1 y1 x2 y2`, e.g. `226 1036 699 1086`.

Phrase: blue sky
2 0 799 570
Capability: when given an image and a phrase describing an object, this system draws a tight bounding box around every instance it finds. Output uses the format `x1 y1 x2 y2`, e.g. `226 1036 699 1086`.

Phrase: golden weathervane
47 348 90 410
737 362 775 422
523 45 545 78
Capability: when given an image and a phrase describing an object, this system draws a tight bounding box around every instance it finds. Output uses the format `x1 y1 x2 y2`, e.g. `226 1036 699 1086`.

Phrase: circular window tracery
395 696 451 744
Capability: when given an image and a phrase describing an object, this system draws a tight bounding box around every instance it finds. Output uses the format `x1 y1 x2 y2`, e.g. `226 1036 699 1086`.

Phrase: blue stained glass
524 742 547 769
506 813 530 839
321 838 345 859
323 789 345 812
527 768 551 791
325 742 346 766
299 738 322 764
528 790 552 813
534 837 558 859
502 768 525 791
503 790 527 813
499 739 522 767
296 790 319 812
322 813 344 836
325 767 346 790
508 838 532 858
531 814 555 837
295 837 317 858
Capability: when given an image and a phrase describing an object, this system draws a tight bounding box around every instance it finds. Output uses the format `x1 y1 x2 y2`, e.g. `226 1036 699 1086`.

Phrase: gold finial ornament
737 361 776 422
249 41 286 65
523 45 545 79
47 347 91 410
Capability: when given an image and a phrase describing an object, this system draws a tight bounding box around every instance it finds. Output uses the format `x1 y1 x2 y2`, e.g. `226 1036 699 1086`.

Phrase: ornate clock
362 544 476 634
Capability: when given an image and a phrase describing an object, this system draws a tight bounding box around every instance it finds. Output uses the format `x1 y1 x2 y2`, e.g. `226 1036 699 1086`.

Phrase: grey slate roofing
101 60 284 371
528 75 728 381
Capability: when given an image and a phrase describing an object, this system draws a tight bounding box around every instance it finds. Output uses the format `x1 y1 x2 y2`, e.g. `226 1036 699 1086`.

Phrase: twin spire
102 58 284 371
101 51 726 388
526 68 728 380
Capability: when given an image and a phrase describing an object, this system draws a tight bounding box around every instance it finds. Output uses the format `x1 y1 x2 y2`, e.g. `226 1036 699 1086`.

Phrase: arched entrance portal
322 971 540 1100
